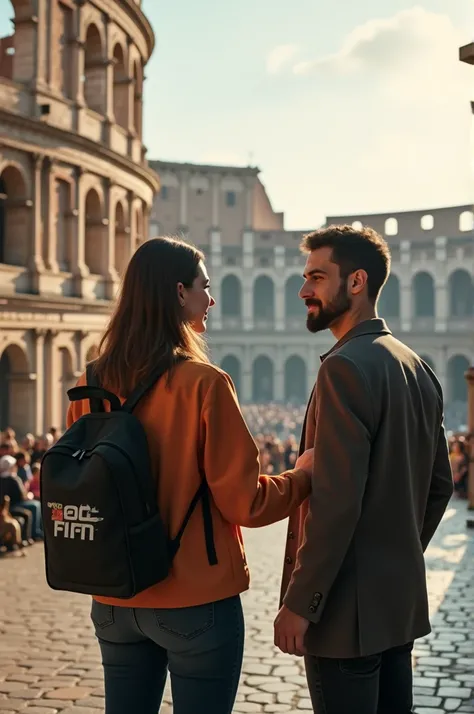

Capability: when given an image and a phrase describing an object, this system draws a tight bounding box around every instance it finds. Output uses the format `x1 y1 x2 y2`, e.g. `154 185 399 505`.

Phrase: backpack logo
47 503 104 541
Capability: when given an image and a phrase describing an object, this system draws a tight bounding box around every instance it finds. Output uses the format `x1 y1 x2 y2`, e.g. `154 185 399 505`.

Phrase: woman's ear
177 282 186 307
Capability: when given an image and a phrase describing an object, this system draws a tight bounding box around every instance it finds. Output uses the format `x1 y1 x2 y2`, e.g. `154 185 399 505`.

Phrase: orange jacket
66 361 310 608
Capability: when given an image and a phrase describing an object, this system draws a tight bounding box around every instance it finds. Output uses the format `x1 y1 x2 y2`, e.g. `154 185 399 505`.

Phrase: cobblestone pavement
0 500 473 713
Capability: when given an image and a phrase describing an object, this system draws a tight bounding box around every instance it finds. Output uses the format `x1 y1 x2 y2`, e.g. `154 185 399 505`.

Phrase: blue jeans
91 595 244 714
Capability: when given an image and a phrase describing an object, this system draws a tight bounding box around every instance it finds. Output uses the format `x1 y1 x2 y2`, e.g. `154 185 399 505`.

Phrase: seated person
16 452 32 486
29 463 41 500
0 495 23 552
0 455 43 540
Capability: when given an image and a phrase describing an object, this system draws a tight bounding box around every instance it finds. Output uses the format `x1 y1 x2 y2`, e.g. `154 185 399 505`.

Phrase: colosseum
0 0 158 435
152 160 474 431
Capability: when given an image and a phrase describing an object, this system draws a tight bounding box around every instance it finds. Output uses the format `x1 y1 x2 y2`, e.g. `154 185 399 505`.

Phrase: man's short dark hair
300 224 391 302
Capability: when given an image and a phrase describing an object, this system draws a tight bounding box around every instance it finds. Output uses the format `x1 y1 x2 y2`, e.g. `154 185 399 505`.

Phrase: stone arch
84 187 106 275
114 200 129 277
84 23 106 115
0 162 31 266
133 60 143 138
0 342 33 433
378 273 400 318
221 355 241 397
413 271 435 318
252 355 274 402
449 269 474 318
284 355 307 404
221 274 242 317
285 275 304 318
459 210 474 233
385 217 398 236
447 355 469 403
112 42 128 129
253 275 275 321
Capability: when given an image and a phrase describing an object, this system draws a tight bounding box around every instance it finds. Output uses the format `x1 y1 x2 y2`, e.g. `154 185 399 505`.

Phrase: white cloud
266 44 298 75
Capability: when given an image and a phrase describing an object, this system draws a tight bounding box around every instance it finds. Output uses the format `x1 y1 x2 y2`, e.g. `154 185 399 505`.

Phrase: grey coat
280 318 453 658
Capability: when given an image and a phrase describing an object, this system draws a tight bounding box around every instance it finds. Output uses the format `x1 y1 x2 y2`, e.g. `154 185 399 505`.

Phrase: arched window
253 275 275 321
84 189 105 275
377 274 400 318
413 272 435 318
385 217 398 236
0 343 33 433
112 43 128 128
252 356 274 402
84 24 106 115
449 270 474 318
447 355 469 403
421 214 434 231
285 275 304 317
284 356 307 404
221 355 241 397
221 275 242 317
0 164 30 267
459 210 474 232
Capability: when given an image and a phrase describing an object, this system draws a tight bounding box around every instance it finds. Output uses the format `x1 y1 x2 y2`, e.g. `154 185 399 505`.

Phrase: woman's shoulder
176 360 233 389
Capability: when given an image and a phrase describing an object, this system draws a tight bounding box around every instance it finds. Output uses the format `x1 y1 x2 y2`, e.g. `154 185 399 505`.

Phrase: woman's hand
295 448 314 475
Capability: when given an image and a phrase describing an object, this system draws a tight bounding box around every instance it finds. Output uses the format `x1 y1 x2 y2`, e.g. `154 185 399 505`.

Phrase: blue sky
1 1 474 227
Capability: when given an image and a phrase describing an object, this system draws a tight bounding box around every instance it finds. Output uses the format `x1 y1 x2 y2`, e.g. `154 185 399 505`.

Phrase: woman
67 237 313 714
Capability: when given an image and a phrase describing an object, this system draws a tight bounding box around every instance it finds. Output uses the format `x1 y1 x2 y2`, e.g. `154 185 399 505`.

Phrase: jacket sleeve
420 421 453 551
283 354 373 624
202 372 311 528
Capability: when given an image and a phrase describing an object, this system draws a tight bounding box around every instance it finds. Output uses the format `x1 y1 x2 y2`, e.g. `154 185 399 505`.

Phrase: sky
1 0 474 228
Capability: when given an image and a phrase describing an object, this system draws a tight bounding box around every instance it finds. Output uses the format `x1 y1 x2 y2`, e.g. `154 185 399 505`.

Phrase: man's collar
320 318 391 362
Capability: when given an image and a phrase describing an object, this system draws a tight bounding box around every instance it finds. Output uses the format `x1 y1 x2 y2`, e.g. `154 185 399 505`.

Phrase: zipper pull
79 450 86 461
72 449 81 458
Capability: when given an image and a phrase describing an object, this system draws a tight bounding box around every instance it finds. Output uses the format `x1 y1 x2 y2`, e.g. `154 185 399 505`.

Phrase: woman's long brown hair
93 237 209 396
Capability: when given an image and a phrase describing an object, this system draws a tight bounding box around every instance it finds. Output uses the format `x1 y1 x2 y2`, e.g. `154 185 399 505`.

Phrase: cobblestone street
0 501 473 713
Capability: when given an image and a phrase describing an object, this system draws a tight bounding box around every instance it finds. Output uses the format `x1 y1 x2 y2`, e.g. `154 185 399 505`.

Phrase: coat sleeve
283 354 373 624
420 421 453 551
202 372 311 528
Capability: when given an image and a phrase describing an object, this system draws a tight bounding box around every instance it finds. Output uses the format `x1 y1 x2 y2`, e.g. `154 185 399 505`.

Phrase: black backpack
40 362 217 598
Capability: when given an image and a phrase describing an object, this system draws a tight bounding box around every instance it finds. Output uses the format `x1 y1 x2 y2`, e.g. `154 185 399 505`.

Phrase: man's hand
274 605 309 656
295 447 314 475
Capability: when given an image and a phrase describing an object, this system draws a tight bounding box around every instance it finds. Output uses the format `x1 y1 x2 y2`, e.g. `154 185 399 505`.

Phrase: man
274 225 453 714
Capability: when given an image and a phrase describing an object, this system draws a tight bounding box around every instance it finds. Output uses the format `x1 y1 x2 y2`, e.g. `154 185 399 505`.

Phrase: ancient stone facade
0 0 158 435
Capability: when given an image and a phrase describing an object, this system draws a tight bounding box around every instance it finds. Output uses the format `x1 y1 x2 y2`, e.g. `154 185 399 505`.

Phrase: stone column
29 154 45 290
435 237 448 333
275 246 286 331
128 191 137 256
34 329 46 435
244 177 255 228
274 354 284 403
35 0 47 87
178 171 189 232
45 330 61 430
399 241 412 332
71 167 88 295
210 231 222 330
243 231 254 331
242 349 252 403
46 159 59 272
211 174 220 228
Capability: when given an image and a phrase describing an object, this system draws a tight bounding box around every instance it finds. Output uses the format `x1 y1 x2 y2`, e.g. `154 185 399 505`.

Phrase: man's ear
350 269 368 296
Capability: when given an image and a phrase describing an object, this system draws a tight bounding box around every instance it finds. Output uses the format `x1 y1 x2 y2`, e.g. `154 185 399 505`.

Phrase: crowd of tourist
0 407 469 555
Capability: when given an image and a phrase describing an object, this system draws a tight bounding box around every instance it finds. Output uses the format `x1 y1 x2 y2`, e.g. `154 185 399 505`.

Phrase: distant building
151 161 474 428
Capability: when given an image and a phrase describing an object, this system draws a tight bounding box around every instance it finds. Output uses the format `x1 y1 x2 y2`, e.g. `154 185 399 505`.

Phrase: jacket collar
320 318 391 362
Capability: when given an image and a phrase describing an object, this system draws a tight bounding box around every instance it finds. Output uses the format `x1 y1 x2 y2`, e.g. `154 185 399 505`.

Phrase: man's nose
299 282 312 300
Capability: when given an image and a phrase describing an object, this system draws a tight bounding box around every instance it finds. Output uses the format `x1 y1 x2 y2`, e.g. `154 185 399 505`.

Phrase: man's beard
305 283 351 333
